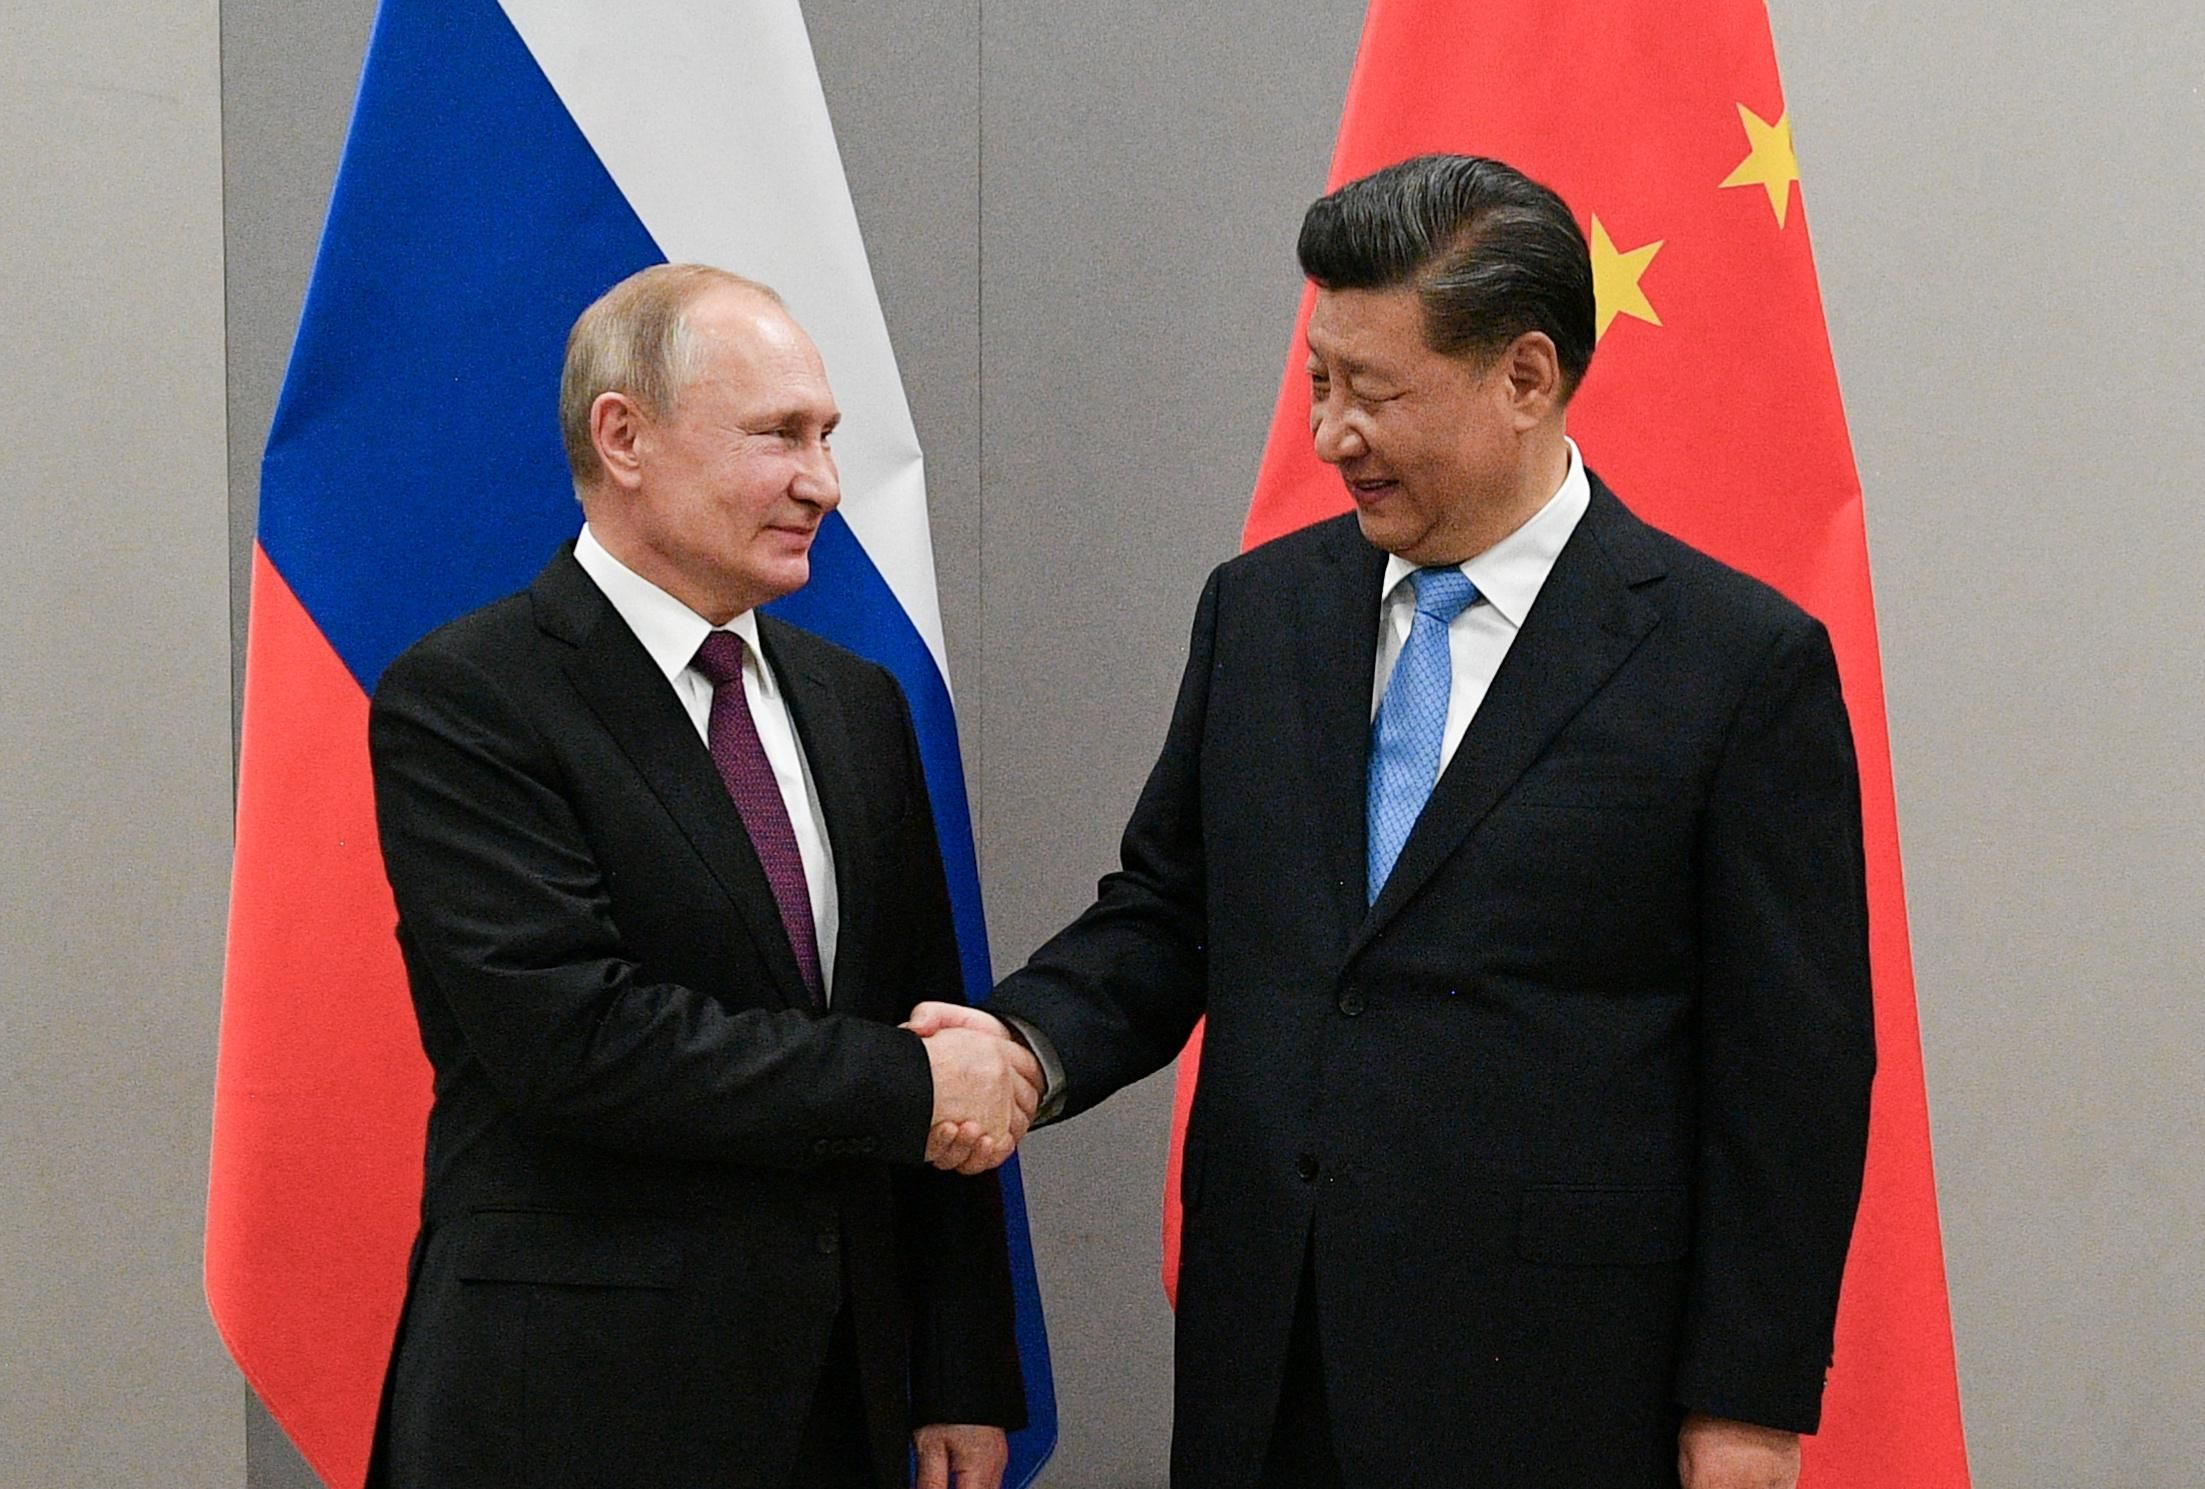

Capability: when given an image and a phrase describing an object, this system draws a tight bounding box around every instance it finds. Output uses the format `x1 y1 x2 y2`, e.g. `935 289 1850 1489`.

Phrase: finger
904 1001 980 1037
946 1426 1009 1488
956 1133 1012 1175
908 1001 1006 1039
930 1122 986 1171
923 1120 961 1167
933 1121 987 1172
913 1433 949 1489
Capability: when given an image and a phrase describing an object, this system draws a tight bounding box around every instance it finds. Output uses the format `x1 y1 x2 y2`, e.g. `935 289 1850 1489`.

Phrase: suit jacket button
1337 988 1366 1016
816 1229 839 1254
1295 1153 1320 1182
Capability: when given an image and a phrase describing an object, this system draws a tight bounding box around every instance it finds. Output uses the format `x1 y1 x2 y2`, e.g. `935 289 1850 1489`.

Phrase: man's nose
1310 400 1364 465
794 441 840 509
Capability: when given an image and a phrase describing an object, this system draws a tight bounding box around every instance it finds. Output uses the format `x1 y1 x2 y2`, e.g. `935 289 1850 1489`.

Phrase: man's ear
1500 332 1563 428
589 390 650 491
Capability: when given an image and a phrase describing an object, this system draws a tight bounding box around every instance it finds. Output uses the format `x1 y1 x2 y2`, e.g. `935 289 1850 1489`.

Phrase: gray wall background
4 1 2199 1486
0 1 242 1485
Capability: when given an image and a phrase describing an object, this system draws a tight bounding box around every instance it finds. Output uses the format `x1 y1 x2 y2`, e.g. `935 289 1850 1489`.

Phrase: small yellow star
1589 215 1662 341
1720 104 1800 226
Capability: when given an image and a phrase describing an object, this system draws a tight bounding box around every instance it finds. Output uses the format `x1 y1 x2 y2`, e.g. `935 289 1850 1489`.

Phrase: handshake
904 1002 1043 1175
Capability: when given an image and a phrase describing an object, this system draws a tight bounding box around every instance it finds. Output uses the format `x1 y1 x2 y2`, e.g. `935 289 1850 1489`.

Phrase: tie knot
1409 567 1478 622
692 630 748 689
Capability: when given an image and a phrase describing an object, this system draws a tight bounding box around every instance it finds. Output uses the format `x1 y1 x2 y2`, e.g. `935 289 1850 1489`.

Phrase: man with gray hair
365 264 1033 1489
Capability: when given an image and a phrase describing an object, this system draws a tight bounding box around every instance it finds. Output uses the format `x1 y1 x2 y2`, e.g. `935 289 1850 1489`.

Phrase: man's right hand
913 1018 1039 1175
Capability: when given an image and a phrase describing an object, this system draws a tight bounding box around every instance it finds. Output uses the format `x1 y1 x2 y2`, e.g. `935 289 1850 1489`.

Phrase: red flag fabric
207 552 431 1487
1159 2 1971 1482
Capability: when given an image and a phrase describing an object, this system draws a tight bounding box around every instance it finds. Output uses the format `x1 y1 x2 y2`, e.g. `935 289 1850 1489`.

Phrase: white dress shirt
572 526 840 1000
1371 439 1592 771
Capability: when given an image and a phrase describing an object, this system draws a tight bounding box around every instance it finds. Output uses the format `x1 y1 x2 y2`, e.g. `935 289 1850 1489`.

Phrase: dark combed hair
1297 154 1596 396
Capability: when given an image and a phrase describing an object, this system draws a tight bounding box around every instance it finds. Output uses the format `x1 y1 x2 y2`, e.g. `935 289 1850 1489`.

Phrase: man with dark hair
914 156 1875 1487
366 265 1034 1489
1296 154 1597 387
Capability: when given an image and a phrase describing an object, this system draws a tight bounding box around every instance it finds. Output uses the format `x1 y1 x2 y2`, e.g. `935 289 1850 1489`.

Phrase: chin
1353 507 1420 557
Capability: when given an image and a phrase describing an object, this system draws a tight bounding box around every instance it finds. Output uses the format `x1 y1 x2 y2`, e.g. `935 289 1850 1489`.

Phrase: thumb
904 1000 996 1038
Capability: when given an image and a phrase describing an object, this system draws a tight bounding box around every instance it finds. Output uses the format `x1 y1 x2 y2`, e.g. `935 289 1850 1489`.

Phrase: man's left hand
1678 1412 1800 1489
913 1422 1009 1489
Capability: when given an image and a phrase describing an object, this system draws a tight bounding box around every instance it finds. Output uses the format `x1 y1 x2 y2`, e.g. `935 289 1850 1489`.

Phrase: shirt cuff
994 1013 1067 1125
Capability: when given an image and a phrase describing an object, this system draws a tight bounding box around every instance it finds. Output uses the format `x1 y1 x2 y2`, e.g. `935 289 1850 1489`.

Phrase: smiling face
583 283 841 623
1305 283 1564 565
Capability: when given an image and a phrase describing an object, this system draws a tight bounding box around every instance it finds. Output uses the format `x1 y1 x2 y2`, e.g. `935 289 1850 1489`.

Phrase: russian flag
204 1 1057 1483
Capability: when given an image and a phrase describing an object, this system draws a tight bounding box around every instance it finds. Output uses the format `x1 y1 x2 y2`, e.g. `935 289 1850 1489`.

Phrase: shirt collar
573 524 762 686
1380 437 1591 629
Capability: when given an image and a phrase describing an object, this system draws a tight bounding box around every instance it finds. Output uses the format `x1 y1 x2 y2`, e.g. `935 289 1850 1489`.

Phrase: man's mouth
1346 476 1399 504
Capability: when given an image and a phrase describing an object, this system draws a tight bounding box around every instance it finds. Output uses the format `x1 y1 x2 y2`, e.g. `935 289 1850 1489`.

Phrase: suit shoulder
1218 511 1361 582
757 614 901 696
1599 496 1822 646
374 590 537 699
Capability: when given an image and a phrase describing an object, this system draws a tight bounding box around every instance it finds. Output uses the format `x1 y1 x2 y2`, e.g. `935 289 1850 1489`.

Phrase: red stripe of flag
1162 3 1971 1482
206 547 430 1488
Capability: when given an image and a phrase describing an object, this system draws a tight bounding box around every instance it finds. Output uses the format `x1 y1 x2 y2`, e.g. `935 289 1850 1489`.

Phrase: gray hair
558 263 782 487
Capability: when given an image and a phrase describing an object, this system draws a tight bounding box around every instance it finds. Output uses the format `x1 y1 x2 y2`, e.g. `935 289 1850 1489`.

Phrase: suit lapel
532 554 815 1011
1297 521 1390 944
1346 482 1667 963
759 618 876 1016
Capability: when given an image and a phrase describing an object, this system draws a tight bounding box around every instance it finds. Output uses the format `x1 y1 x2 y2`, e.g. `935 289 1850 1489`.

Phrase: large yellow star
1720 104 1800 226
1589 215 1662 341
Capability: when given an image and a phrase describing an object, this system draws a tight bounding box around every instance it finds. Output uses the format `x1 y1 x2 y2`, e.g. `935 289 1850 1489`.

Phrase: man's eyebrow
746 403 833 427
1330 358 1396 387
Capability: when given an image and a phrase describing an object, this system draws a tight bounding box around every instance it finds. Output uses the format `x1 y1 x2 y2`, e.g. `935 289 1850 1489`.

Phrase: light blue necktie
1367 567 1480 903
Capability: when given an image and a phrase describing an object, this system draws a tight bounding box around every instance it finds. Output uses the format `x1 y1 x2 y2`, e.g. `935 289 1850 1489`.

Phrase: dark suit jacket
991 478 1875 1489
363 551 1023 1489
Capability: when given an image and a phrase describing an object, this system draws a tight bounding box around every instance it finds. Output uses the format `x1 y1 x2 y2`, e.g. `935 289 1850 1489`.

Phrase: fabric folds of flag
204 2 1056 1483
1159 2 1970 1484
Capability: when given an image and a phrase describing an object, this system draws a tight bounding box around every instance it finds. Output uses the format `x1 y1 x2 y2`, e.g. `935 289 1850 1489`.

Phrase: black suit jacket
991 478 1874 1488
363 551 1023 1489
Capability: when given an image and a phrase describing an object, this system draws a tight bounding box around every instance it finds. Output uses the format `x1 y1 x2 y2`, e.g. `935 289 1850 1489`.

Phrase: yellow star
1589 215 1662 341
1720 104 1800 226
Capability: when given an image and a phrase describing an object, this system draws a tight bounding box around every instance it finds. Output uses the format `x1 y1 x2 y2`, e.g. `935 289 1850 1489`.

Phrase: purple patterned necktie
692 631 823 1005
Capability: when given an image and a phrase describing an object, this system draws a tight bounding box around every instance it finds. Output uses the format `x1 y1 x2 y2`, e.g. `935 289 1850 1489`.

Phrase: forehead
1306 284 1429 369
684 286 838 419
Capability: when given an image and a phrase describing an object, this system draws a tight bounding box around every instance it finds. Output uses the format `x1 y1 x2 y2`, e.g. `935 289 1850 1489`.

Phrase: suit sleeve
985 567 1221 1119
1672 615 1878 1433
368 638 936 1169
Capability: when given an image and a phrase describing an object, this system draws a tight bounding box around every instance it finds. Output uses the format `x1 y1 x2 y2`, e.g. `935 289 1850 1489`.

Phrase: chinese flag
1159 2 1972 1483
